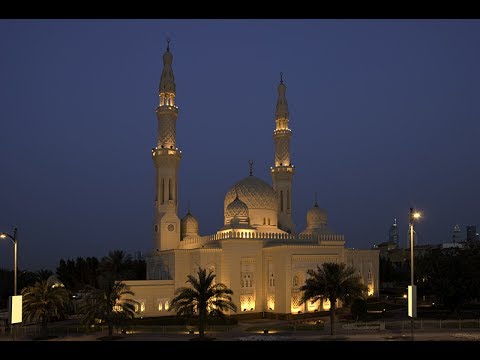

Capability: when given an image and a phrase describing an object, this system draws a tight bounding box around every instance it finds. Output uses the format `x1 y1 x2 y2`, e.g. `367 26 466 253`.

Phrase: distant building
466 225 479 242
440 242 464 249
388 219 399 246
451 224 463 243
132 251 144 261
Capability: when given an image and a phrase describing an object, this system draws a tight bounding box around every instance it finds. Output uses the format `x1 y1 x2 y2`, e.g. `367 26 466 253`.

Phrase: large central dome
224 175 278 228
224 176 278 212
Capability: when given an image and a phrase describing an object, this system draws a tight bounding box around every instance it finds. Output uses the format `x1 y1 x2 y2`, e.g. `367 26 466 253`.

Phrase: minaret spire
159 39 176 108
271 73 295 233
314 192 318 207
249 160 253 176
275 73 289 125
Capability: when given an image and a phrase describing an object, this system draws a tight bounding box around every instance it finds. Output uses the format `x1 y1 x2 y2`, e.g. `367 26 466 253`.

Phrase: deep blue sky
1 19 479 271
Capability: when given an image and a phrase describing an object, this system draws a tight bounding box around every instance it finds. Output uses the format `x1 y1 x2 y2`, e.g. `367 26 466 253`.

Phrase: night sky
1 19 479 271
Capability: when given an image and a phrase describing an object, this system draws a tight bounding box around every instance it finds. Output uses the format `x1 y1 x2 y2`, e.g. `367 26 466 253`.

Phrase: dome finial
166 37 171 52
314 192 318 207
280 72 283 84
249 160 253 176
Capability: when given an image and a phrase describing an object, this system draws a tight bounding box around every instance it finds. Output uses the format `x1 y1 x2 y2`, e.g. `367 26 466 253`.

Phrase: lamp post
408 208 421 341
0 227 18 296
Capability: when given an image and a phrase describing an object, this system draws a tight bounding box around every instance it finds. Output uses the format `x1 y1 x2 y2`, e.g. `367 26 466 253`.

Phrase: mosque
125 43 379 317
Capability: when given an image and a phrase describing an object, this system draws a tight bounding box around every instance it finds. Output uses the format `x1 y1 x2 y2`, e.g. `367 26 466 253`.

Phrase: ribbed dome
225 195 249 225
307 203 328 228
181 211 199 238
224 176 278 213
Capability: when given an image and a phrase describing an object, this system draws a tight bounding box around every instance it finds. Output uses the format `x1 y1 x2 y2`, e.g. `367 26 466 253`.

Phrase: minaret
152 40 182 251
271 73 295 233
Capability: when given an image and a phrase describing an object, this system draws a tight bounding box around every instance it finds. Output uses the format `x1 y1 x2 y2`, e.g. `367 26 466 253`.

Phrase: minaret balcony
270 165 295 174
273 129 291 136
155 105 179 114
152 147 182 158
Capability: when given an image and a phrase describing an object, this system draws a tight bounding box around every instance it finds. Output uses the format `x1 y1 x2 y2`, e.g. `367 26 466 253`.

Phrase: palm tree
299 262 367 336
99 250 133 280
169 267 237 338
80 278 138 338
36 269 54 281
21 280 70 338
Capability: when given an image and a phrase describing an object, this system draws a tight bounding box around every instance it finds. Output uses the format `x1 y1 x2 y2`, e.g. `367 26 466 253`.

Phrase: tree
99 250 133 280
350 298 368 321
169 267 237 338
80 278 138 338
36 269 54 281
300 262 367 335
416 246 474 313
56 257 99 291
21 279 70 338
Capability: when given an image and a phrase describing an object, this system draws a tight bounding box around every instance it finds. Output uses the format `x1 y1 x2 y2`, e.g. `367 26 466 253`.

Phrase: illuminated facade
125 44 379 317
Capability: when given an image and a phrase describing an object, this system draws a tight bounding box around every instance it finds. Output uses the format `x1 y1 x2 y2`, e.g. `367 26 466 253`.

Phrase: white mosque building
125 43 379 317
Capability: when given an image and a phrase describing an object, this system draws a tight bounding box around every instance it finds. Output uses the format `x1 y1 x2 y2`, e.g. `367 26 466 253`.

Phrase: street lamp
0 227 18 296
408 208 421 340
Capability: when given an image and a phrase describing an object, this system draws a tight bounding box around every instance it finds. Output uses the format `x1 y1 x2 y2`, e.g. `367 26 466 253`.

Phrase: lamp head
0 234 6 239
410 207 422 222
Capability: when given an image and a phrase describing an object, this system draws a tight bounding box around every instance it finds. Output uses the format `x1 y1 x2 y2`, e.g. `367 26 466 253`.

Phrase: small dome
181 211 199 238
307 203 328 229
225 195 249 225
47 274 64 288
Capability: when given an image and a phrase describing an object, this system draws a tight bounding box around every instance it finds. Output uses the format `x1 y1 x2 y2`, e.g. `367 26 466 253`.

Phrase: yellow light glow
140 302 145 312
164 301 169 311
413 212 421 219
403 294 407 299
267 296 275 311
240 296 255 311
0 234 6 239
322 299 331 311
367 285 374 297
158 303 163 311
9 295 22 324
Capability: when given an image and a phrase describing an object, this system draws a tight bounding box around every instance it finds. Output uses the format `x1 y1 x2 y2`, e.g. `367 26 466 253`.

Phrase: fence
336 318 480 333
5 323 236 339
